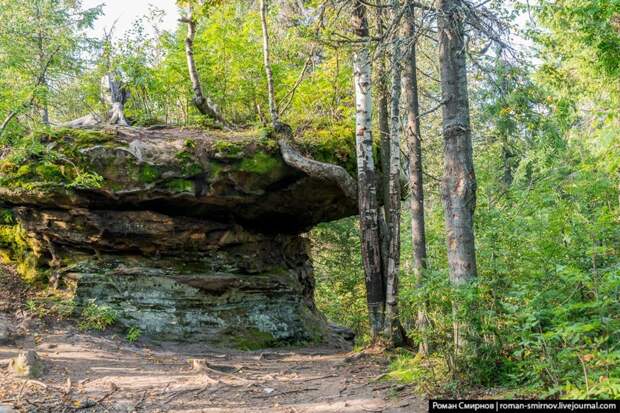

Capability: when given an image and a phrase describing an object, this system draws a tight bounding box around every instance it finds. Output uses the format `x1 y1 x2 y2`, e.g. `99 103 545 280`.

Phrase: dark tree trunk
375 6 391 283
501 140 514 187
437 0 478 350
402 1 429 354
383 0 405 347
353 0 385 339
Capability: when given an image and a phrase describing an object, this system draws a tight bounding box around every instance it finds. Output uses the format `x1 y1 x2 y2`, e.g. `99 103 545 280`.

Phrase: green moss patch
231 327 277 350
239 151 282 174
0 128 109 190
296 126 356 175
139 164 160 183
42 127 115 146
165 178 194 193
0 221 42 283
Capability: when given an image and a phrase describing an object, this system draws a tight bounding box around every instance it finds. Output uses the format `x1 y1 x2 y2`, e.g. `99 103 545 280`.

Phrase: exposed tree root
278 138 357 201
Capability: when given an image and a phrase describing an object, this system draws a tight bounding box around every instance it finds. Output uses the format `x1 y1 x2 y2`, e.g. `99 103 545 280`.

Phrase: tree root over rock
279 138 357 200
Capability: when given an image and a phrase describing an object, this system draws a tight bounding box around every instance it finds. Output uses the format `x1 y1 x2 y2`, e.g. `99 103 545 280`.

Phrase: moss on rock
139 164 160 183
165 178 195 193
238 151 283 174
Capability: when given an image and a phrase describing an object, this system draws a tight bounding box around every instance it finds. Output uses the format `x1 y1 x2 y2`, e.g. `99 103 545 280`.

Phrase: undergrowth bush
79 299 118 331
312 142 620 398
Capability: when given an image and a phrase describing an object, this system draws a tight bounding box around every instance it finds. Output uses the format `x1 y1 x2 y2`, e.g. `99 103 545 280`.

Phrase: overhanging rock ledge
0 126 357 348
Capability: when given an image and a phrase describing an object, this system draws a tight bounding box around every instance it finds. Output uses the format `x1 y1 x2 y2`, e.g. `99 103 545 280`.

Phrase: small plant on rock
126 327 142 343
78 299 118 331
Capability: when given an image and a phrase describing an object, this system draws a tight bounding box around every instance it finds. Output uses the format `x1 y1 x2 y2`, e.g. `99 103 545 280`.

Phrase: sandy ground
0 268 423 413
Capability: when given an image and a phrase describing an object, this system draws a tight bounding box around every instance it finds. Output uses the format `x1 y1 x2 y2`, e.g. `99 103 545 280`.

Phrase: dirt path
0 329 421 413
0 269 422 413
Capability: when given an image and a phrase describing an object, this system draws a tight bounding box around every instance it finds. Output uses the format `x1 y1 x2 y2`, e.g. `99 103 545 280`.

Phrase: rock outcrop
0 127 357 347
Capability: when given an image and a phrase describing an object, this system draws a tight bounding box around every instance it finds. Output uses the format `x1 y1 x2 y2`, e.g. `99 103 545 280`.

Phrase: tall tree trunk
383 0 404 346
437 0 478 351
402 1 429 354
259 0 280 129
41 80 50 125
35 2 49 125
353 0 385 339
374 7 391 282
501 138 514 187
182 5 227 125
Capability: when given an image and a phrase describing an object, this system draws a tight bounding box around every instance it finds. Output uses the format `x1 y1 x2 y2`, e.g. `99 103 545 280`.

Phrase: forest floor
0 267 422 413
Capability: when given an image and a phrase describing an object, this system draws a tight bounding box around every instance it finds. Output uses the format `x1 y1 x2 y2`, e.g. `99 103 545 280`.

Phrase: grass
386 351 452 396
126 326 142 343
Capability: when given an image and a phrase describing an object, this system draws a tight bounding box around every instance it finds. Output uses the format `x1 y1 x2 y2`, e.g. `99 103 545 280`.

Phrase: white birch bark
353 0 385 339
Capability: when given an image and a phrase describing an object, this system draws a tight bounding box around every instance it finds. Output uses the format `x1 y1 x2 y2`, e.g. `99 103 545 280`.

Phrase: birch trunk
259 0 280 129
183 5 227 125
383 0 404 346
353 0 385 339
402 1 429 354
437 0 478 351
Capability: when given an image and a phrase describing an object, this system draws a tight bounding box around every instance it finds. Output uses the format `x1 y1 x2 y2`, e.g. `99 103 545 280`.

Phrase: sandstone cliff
0 127 357 347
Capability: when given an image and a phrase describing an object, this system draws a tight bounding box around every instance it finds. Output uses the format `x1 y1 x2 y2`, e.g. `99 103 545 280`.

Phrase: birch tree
259 0 280 130
259 0 357 201
352 0 386 339
383 0 405 346
179 1 227 125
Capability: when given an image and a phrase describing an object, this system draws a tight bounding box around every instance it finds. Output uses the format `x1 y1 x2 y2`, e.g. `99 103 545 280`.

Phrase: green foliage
313 8 620 394
138 164 160 183
0 132 106 190
78 299 118 331
0 0 616 401
126 327 142 343
165 178 194 193
213 140 245 157
67 171 104 189
0 0 103 134
311 217 370 344
26 294 76 320
0 209 14 225
537 0 620 80
0 221 40 282
387 352 451 396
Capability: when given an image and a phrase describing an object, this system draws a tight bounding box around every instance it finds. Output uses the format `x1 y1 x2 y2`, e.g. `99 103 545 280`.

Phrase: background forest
0 0 618 400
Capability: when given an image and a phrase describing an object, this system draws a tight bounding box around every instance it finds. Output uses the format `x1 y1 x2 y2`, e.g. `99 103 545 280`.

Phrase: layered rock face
0 127 356 347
